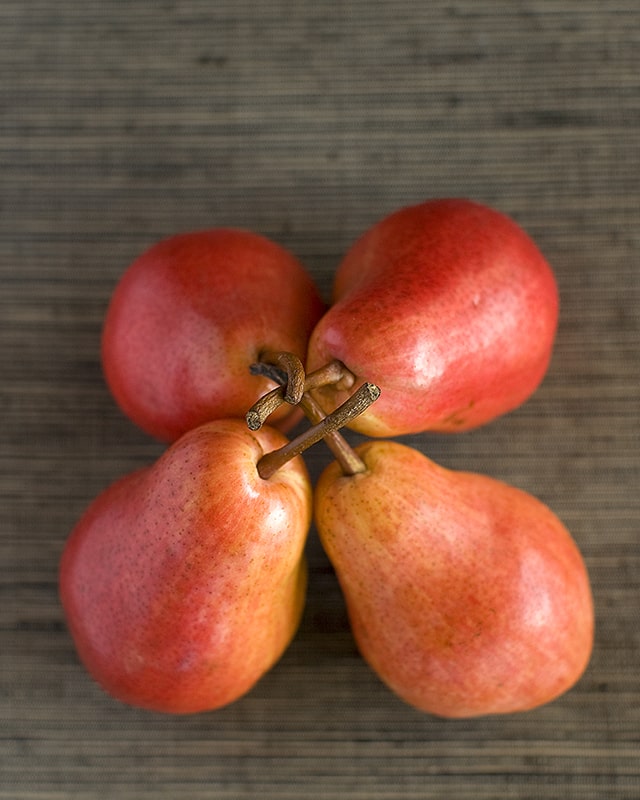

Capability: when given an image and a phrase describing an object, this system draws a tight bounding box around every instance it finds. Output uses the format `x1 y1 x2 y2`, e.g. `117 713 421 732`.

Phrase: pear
59 419 311 714
102 229 324 441
307 198 559 437
315 440 594 718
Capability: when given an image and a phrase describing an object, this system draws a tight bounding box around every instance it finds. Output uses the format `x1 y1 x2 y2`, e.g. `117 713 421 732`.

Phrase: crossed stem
249 354 377 479
256 381 379 479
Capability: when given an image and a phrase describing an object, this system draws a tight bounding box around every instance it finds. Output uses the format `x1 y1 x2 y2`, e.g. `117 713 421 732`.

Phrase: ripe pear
307 198 559 437
315 440 594 718
102 228 325 441
59 419 311 714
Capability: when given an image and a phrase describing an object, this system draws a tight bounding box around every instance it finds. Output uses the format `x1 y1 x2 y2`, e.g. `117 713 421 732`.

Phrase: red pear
307 199 559 436
102 229 325 441
59 419 311 714
315 440 594 718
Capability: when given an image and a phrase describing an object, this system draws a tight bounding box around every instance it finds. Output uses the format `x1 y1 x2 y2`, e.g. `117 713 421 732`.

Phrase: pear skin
60 419 311 714
315 440 594 718
307 198 559 437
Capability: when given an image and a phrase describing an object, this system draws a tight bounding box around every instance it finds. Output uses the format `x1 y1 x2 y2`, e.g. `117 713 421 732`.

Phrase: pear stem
246 389 285 431
247 359 355 431
299 391 368 476
257 382 379 480
256 350 305 405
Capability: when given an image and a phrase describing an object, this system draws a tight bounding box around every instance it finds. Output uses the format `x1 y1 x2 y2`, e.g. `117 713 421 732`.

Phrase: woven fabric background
2 2 638 798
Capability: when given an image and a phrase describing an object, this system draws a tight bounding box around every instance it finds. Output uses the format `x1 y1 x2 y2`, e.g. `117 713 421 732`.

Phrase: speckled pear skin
315 440 594 718
307 199 559 437
59 419 311 714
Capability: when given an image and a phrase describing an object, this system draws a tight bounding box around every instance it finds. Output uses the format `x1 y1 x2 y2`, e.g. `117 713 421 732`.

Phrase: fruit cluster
59 199 594 718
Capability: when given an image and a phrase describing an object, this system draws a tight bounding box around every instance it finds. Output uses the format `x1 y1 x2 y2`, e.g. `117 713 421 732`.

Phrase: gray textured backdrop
2 1 639 798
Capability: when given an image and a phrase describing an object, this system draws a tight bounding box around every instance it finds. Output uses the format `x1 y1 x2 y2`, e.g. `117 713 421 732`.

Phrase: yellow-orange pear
315 440 594 718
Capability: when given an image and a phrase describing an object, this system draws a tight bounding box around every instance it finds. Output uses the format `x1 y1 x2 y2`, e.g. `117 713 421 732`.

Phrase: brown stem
304 360 356 393
246 359 356 431
257 382 380 480
299 392 369 476
257 351 305 404
246 390 286 431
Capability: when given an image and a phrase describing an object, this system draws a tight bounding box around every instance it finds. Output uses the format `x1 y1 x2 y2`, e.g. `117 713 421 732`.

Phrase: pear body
102 229 324 441
60 419 311 713
315 440 593 717
307 199 558 436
